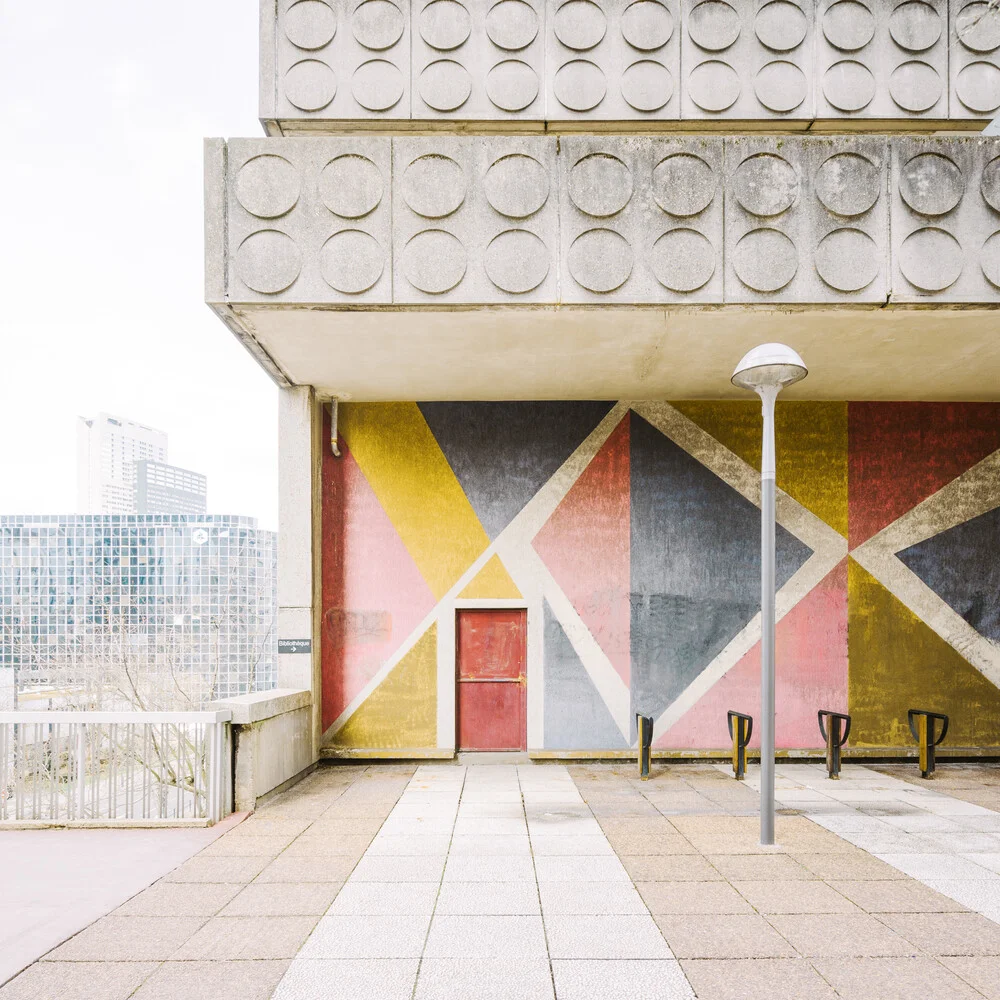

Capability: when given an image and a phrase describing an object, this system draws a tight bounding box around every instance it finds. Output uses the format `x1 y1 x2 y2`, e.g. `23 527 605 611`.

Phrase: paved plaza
4 760 1000 999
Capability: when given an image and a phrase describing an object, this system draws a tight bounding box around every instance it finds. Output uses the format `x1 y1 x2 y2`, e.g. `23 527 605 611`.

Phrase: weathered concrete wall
319 400 1000 753
260 0 1000 130
209 135 1000 307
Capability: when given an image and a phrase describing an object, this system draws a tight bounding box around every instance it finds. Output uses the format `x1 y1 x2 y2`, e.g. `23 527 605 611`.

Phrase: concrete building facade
205 0 1000 769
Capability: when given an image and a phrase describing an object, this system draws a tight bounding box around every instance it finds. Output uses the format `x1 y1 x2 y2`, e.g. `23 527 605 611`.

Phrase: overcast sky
0 2 278 528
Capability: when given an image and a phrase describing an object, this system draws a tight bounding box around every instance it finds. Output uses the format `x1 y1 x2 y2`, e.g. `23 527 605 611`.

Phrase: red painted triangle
321 439 436 732
849 403 1000 549
657 559 848 750
533 412 631 686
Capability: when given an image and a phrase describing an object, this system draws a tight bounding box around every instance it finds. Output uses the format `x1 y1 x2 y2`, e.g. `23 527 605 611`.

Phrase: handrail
0 711 232 724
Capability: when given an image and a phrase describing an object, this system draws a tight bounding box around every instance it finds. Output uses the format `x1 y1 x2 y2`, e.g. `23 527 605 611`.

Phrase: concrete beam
260 0 1000 132
208 134 1000 308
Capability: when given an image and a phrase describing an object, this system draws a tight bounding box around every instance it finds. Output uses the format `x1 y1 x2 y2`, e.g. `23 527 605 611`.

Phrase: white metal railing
0 712 232 825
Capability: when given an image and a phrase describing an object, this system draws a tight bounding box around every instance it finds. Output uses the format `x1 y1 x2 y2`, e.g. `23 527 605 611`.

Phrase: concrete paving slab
297 914 431 959
131 959 290 1000
680 957 840 999
551 959 694 999
811 956 983 999
546 914 673 959
435 881 541 915
443 854 535 882
328 881 440 915
43 915 207 962
533 855 629 882
172 915 318 960
414 958 554 1000
220 881 342 916
766 912 919 957
655 914 797 959
539 880 646 915
879 911 1000 955
637 880 754 915
940 956 1000 999
271 958 419 1000
423 914 548 958
0 961 159 1000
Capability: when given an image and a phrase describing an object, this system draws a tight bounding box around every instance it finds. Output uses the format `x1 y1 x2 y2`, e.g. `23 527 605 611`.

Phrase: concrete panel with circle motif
816 0 947 119
391 135 559 303
951 1 1000 119
680 0 815 120
546 0 681 120
891 136 1000 302
225 136 392 303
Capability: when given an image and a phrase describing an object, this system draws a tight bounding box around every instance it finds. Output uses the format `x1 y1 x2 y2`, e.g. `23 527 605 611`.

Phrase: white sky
0 2 278 529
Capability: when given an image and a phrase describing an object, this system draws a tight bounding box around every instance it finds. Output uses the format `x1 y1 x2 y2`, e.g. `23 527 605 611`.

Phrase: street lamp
732 343 808 846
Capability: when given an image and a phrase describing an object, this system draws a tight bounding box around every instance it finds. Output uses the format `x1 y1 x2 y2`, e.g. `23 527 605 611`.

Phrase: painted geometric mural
321 400 1000 753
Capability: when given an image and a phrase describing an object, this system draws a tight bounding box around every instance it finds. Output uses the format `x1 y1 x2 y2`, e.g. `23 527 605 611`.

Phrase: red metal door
456 609 527 751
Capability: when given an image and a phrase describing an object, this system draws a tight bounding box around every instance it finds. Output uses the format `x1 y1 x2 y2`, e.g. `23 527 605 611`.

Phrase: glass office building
0 515 276 709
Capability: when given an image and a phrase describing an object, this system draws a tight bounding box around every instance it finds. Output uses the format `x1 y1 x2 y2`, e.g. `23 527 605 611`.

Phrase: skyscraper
77 413 168 514
76 414 207 516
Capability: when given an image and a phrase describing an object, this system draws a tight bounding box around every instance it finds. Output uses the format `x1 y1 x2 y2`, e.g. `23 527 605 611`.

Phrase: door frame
437 598 536 754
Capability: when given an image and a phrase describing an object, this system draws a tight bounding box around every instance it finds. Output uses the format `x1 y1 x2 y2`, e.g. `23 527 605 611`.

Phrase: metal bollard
817 710 851 779
727 711 753 781
636 714 653 780
908 709 949 778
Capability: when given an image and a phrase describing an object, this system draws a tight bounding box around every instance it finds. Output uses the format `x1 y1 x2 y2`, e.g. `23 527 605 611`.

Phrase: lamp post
731 343 808 846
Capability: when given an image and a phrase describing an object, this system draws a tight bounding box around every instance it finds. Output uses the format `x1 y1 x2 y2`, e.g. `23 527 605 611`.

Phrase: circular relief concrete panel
284 0 337 49
688 60 741 110
899 227 963 290
235 230 301 294
284 59 337 111
569 153 633 217
320 230 385 293
815 228 879 291
484 229 550 293
823 0 875 50
419 59 472 111
402 154 466 217
568 228 633 292
814 152 880 216
981 156 1000 211
402 229 467 293
621 0 674 50
554 0 607 50
899 152 964 215
486 0 539 50
419 0 472 50
956 61 1000 112
652 153 716 216
351 59 404 110
754 60 807 112
889 1 942 51
956 2 1000 52
484 154 549 217
981 231 1000 287
733 228 797 291
688 0 741 50
353 0 405 48
319 154 384 218
554 59 607 110
651 228 716 291
754 1 808 51
235 154 300 218
487 59 539 111
732 153 799 217
822 59 875 111
889 60 942 112
621 60 673 111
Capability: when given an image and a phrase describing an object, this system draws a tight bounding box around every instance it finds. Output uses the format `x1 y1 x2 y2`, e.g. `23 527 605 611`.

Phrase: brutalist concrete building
204 0 1000 785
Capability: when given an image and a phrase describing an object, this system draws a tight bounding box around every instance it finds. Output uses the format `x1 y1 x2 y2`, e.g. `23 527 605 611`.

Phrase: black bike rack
817 710 851 779
908 708 949 778
636 714 653 780
727 710 753 781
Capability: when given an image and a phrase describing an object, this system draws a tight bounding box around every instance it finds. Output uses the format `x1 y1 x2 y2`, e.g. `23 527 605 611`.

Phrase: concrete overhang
259 0 1000 135
206 133 1000 399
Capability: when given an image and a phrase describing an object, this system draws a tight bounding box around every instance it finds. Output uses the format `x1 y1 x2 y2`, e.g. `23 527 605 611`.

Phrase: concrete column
277 385 323 758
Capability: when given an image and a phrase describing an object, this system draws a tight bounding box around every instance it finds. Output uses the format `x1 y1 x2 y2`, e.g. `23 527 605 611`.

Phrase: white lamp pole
732 343 808 846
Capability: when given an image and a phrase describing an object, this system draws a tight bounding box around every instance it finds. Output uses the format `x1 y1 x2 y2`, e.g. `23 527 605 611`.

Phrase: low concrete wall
213 689 314 811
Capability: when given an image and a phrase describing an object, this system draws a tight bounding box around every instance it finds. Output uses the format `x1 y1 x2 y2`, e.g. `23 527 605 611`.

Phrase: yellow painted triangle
847 559 1000 747
670 400 848 538
339 403 490 599
458 555 522 599
331 624 438 749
